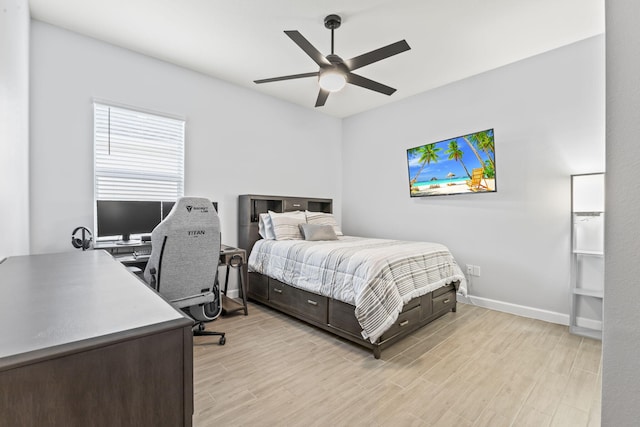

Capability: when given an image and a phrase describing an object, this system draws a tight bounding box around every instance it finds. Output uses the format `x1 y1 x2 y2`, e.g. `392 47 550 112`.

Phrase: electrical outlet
473 265 481 276
466 265 474 275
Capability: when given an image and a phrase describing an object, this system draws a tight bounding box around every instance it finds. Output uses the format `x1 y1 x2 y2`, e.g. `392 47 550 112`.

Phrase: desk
0 251 194 426
94 240 152 270
94 240 249 316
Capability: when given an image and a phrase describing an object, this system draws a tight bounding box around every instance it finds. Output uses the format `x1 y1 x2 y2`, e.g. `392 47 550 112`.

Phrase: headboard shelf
238 194 333 253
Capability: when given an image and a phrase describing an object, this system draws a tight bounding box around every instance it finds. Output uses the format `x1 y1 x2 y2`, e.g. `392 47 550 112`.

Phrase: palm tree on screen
445 140 471 179
461 135 486 168
409 144 441 186
468 130 495 169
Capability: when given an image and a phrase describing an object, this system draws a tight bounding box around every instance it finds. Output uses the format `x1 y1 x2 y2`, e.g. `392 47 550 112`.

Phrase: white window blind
94 103 184 201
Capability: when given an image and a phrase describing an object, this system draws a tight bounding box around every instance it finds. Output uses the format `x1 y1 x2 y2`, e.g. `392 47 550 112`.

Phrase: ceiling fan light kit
254 14 411 107
318 70 346 92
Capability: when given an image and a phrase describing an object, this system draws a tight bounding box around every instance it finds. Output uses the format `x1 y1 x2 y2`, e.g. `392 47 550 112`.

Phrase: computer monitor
96 200 162 244
161 201 176 220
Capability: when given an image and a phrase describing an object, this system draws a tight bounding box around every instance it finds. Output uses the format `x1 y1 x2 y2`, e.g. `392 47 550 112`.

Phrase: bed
238 194 467 358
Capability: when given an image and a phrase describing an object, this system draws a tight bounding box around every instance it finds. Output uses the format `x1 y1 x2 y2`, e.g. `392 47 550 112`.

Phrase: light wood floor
193 302 602 427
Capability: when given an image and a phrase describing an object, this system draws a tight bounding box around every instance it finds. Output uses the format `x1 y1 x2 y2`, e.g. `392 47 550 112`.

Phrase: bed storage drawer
328 299 362 338
248 272 269 302
433 283 456 298
402 296 421 312
269 280 328 324
380 305 421 341
328 296 423 340
432 291 456 313
283 198 307 212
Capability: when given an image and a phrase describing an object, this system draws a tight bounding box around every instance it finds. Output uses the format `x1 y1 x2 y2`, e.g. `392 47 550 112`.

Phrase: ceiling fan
254 14 411 107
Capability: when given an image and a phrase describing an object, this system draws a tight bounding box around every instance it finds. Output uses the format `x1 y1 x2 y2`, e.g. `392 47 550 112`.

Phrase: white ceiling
29 0 604 118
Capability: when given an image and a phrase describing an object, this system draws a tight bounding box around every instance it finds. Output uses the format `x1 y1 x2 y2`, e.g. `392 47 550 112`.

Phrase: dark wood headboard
237 194 333 254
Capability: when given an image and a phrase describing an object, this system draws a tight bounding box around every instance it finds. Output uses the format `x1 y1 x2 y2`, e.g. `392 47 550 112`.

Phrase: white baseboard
457 294 568 325
457 293 598 328
226 289 240 299
218 264 240 299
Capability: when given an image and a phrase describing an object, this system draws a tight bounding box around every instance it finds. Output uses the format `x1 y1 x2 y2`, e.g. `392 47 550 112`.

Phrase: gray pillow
299 223 338 241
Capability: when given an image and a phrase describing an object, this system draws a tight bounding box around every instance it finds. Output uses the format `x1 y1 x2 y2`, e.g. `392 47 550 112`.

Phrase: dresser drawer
269 280 328 324
380 305 421 341
432 291 456 313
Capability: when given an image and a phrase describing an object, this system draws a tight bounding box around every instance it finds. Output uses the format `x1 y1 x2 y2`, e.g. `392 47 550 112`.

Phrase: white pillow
268 210 306 240
258 213 276 240
305 211 343 236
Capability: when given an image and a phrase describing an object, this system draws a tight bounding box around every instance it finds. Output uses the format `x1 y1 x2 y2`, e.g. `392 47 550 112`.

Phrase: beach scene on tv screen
407 129 496 197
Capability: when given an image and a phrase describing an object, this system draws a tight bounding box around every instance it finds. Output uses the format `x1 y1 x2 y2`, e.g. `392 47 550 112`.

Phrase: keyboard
133 248 151 259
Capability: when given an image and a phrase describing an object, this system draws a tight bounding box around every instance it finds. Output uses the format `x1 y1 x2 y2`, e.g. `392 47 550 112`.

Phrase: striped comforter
248 236 467 343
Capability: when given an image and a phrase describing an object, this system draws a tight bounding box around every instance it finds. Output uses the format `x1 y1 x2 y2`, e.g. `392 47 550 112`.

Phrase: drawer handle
292 203 301 207
273 288 283 294
307 299 318 306
399 320 409 327
443 299 450 304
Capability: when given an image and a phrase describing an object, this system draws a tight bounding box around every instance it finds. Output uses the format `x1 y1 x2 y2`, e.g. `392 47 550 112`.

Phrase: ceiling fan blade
345 40 411 71
254 71 319 84
346 73 396 96
285 30 330 67
315 89 330 107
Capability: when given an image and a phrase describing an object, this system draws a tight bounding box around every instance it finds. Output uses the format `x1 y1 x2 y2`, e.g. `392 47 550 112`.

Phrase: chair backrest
470 168 484 185
144 197 221 306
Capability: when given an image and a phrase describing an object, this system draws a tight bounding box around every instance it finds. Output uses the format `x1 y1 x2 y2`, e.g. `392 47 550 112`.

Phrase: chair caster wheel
197 323 205 332
219 336 226 345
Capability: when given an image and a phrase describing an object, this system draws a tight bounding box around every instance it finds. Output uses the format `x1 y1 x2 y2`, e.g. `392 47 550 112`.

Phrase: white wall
29 21 342 254
0 0 30 259
342 36 605 322
602 0 640 424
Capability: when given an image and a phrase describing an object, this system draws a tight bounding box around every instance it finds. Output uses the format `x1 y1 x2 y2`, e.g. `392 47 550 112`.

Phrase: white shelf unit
570 173 605 340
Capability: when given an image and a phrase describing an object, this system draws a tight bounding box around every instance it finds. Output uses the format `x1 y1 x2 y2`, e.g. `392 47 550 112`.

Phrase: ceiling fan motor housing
325 54 344 65
324 14 341 30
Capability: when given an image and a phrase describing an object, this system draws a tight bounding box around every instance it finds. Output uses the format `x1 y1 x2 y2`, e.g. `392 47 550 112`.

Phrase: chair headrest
163 197 218 225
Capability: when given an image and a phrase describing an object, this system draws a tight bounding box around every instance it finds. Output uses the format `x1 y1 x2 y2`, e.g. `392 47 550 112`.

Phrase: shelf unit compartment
250 199 283 223
569 172 605 340
573 212 604 254
573 254 604 295
307 200 332 213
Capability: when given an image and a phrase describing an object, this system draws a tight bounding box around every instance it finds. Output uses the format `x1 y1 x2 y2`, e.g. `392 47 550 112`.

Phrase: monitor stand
116 234 141 246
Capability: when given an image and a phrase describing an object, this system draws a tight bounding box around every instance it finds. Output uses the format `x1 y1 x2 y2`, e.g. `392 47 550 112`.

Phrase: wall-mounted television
406 128 496 197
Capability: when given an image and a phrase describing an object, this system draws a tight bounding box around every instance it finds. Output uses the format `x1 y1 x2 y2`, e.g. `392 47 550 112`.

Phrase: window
94 103 185 201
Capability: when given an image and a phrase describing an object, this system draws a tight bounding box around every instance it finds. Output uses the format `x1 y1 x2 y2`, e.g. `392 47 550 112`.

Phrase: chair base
193 322 226 345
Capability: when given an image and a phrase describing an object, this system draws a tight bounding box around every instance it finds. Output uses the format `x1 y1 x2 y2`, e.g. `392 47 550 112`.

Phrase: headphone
71 226 93 251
